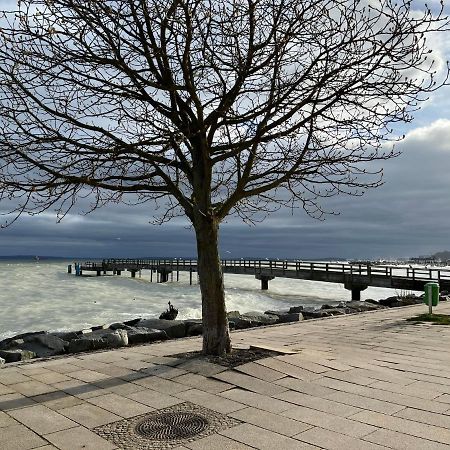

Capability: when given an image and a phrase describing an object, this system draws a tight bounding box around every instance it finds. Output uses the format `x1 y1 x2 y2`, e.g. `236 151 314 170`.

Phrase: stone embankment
0 292 447 365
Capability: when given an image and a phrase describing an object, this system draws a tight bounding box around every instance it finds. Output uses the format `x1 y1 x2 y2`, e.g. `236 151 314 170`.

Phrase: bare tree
0 0 447 354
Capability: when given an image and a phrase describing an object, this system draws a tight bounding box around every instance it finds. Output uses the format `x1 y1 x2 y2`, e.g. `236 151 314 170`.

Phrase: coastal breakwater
0 292 443 365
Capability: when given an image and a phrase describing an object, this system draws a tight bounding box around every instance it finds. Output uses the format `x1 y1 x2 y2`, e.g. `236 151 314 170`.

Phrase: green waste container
424 282 439 309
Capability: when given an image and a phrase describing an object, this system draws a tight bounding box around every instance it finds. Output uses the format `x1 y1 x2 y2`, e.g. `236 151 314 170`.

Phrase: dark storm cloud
2 118 450 260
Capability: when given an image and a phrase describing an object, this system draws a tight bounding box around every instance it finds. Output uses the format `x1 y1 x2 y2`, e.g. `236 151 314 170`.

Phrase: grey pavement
1 302 450 449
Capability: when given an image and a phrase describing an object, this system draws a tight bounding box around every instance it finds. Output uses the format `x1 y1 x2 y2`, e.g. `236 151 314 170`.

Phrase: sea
0 259 421 341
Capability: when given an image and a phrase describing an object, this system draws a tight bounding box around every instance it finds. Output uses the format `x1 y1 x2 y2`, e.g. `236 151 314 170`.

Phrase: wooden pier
70 259 450 300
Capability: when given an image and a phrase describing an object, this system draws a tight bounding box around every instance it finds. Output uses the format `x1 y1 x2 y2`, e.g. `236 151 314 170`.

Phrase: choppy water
0 260 419 340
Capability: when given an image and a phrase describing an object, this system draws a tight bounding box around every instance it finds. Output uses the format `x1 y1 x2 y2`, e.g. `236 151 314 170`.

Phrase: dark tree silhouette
0 0 448 354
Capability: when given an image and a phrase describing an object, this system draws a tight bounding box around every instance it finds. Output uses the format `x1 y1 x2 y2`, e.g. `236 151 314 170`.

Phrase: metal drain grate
134 411 209 440
93 402 241 450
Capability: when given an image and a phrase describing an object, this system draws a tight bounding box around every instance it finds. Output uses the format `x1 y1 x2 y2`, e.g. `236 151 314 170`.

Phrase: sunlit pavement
1 303 450 450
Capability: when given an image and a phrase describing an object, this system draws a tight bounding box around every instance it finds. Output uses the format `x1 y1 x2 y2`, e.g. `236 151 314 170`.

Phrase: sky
1 1 450 260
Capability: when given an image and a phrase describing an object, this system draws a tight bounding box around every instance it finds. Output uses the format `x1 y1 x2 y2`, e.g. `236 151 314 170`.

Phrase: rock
289 306 304 313
321 304 335 310
0 357 4 365
227 310 241 319
184 320 203 336
302 309 333 319
50 331 79 341
123 318 141 326
346 301 384 312
276 312 304 323
137 319 187 339
0 349 36 363
241 311 279 325
126 327 168 345
264 309 290 317
379 296 400 307
109 322 134 331
365 299 379 305
440 295 449 302
67 329 128 354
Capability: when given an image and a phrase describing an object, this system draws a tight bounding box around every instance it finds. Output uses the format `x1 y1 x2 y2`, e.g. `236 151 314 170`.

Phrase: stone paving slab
1 302 450 449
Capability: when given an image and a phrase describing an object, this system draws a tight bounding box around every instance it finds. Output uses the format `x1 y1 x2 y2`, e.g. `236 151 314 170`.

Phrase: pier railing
79 258 450 282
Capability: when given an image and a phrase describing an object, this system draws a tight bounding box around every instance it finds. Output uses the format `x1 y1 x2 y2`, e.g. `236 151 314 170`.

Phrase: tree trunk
195 216 231 355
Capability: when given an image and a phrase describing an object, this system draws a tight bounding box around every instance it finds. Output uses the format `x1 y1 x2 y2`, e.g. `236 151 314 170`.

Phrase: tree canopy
0 0 448 354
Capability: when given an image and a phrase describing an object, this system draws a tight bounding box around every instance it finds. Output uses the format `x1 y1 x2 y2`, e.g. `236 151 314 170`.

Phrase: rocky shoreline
0 292 445 365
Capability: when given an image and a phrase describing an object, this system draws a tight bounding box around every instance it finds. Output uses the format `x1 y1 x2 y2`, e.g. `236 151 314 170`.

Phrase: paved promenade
2 303 450 449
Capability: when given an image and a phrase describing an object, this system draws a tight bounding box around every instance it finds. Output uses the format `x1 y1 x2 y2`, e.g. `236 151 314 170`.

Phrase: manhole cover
134 412 209 440
94 402 241 449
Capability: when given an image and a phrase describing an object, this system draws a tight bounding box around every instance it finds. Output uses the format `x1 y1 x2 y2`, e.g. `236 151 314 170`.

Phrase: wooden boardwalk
75 259 450 300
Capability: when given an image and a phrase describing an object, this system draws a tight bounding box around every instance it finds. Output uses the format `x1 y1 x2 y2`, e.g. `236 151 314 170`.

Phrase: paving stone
369 379 443 400
326 391 406 415
282 404 377 438
316 377 450 413
58 402 121 428
172 373 234 393
275 377 338 397
139 364 188 379
277 355 332 373
220 422 319 449
9 380 56 397
186 433 256 449
255 358 321 381
67 369 110 383
0 370 31 385
32 391 84 410
230 406 312 436
175 388 246 414
30 371 72 385
0 383 15 395
0 392 37 411
126 388 183 409
351 410 450 444
132 375 191 394
0 410 18 427
45 425 116 450
1 423 47 450
363 428 450 450
295 426 388 450
235 361 286 382
221 387 293 413
8 404 78 434
87 392 153 417
177 359 227 377
213 370 287 396
275 390 362 417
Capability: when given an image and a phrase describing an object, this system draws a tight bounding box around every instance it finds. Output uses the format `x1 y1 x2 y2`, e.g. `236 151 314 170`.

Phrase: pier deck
75 259 450 300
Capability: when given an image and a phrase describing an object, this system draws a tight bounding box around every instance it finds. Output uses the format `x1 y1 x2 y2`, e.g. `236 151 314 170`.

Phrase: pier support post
344 279 368 301
158 268 172 283
131 271 136 278
116 270 121 276
67 264 72 274
255 274 276 290
96 270 101 276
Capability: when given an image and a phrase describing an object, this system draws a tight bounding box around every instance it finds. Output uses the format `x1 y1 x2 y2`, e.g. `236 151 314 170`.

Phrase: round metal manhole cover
134 411 209 440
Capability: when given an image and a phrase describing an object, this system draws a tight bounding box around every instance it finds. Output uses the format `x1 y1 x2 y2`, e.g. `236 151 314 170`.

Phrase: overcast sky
1 2 450 260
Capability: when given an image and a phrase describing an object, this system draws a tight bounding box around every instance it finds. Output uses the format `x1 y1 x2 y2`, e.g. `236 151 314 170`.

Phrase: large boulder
137 319 187 339
345 301 385 312
276 312 304 323
302 309 334 319
0 357 4 365
289 306 304 313
126 327 168 345
0 332 68 358
0 349 36 363
184 320 203 336
67 329 128 354
241 311 279 325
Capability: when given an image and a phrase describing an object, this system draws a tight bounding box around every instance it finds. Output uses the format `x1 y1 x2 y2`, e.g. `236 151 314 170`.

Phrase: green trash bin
424 282 439 312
